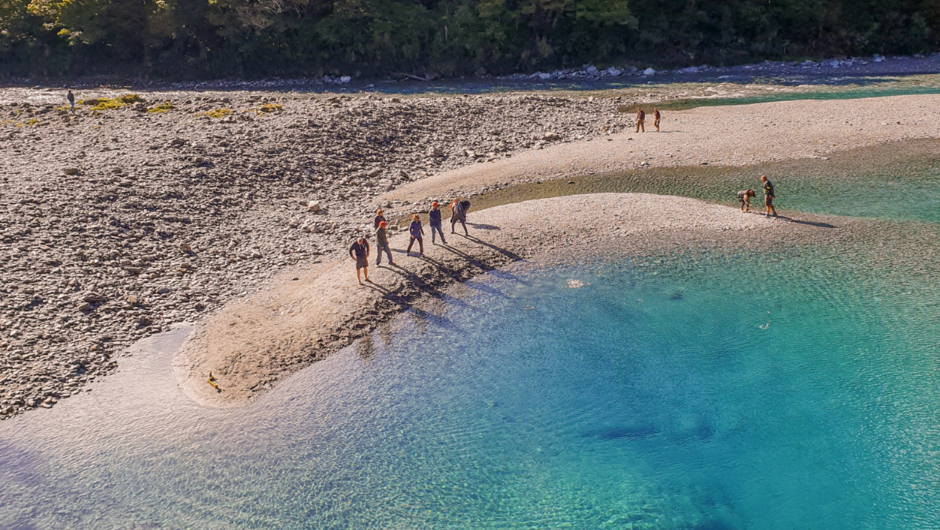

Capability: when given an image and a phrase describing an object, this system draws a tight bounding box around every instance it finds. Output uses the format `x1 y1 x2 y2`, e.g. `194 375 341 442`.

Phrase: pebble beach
3 87 940 416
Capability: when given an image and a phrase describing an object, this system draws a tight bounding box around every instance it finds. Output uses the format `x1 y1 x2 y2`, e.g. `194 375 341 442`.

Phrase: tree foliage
0 0 937 78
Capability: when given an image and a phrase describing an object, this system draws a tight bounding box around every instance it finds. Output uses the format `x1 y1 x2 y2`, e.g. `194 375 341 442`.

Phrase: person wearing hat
349 236 371 284
375 220 394 266
428 201 446 245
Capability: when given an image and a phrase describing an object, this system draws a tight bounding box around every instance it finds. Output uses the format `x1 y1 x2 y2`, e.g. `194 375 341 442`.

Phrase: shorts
356 257 368 270
765 195 774 206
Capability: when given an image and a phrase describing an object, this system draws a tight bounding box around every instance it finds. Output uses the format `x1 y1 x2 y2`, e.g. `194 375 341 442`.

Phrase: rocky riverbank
0 90 634 419
5 89 940 418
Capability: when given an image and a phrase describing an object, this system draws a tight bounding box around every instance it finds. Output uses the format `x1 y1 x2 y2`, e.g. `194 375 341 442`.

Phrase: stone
307 201 322 212
83 293 107 304
643 68 656 75
63 168 80 176
180 243 193 253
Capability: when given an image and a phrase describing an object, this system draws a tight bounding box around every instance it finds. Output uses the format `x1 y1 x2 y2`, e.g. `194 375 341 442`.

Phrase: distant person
375 220 394 266
737 189 756 213
428 201 446 245
450 198 470 235
67 90 75 111
349 236 370 284
653 108 661 131
373 209 386 229
635 108 645 133
761 175 777 217
406 214 425 255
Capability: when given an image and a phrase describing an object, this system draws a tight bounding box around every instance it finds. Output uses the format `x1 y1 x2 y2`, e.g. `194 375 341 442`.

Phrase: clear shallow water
1 248 939 529
474 140 940 225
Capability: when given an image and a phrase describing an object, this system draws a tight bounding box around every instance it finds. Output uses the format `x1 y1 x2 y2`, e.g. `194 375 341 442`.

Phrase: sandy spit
175 193 789 407
382 94 940 203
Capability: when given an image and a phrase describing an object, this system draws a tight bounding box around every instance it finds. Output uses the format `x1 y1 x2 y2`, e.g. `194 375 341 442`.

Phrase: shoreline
2 52 939 93
381 94 940 204
175 192 864 408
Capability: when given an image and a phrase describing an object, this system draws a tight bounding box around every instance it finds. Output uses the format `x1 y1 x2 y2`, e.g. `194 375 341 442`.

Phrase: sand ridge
383 94 940 202
175 193 786 407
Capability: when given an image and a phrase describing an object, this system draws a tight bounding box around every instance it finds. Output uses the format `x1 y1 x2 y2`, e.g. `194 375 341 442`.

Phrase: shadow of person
774 215 837 228
467 223 501 230
463 234 522 261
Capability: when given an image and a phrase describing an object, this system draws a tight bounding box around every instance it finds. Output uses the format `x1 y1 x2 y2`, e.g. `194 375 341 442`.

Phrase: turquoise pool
1 241 938 529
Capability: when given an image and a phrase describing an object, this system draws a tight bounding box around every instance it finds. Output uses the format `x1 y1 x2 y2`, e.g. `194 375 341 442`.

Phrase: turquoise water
478 140 940 226
650 85 940 111
1 245 939 529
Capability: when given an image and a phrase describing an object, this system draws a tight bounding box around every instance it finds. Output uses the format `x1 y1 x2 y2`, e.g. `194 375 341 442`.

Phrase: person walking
349 236 370 284
737 189 756 213
450 198 470 236
653 108 661 131
373 209 386 229
428 201 446 245
761 175 777 217
375 220 394 266
635 107 645 133
67 90 75 111
406 214 425 255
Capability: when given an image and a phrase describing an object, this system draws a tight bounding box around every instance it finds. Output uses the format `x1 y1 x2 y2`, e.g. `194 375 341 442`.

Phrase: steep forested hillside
1 0 938 78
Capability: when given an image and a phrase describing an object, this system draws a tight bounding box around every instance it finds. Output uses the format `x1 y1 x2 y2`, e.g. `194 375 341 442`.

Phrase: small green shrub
148 102 175 114
199 108 232 119
256 103 283 114
84 94 145 111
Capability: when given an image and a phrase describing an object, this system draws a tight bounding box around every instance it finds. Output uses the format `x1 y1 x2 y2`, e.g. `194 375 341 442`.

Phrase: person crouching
737 189 756 213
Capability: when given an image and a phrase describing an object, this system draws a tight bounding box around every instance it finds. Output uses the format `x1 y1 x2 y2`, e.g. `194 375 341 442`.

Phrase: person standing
761 175 777 217
373 209 386 229
450 198 469 235
428 201 446 245
653 108 661 131
349 236 370 284
406 214 425 255
375 221 394 266
67 90 75 111
635 108 645 133
737 189 756 213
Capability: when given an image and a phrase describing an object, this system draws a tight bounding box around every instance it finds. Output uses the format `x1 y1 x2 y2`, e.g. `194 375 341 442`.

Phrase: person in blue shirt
428 201 446 245
406 214 424 255
373 208 386 229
